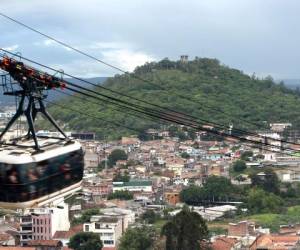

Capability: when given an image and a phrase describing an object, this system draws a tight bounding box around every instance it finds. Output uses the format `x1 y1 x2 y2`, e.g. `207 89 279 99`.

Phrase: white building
113 180 153 193
83 208 135 248
84 216 122 248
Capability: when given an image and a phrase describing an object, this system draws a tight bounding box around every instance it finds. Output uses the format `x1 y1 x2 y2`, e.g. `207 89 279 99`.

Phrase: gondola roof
0 138 81 164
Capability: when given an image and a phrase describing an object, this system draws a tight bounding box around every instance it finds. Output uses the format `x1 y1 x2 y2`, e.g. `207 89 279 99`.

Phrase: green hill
48 58 300 139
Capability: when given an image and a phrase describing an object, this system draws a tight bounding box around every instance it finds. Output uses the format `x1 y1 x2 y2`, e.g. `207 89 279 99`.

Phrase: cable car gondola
0 138 84 208
0 56 84 208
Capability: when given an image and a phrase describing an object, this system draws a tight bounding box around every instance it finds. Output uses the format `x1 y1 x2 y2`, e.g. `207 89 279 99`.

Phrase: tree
246 188 283 214
241 151 253 161
68 232 103 250
113 172 130 182
72 209 100 226
161 207 209 250
119 226 153 250
107 190 133 200
250 168 280 194
180 185 206 205
203 176 234 201
181 152 190 159
108 149 128 166
180 176 238 205
233 160 247 172
97 161 106 172
141 210 160 224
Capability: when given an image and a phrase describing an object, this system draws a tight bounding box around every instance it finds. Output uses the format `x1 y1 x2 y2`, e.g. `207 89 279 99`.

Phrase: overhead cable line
53 88 168 127
44 100 144 134
0 52 297 153
0 49 297 148
0 13 271 130
47 99 298 156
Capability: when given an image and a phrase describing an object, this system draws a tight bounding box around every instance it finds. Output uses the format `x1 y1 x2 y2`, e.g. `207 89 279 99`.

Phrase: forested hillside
48 58 300 139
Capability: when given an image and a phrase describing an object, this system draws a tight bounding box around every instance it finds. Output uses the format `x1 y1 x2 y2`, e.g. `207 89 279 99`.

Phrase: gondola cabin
0 138 84 209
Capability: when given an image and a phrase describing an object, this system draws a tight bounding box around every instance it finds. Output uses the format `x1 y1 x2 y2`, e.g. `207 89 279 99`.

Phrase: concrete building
228 221 255 237
84 216 122 248
83 208 135 249
164 191 180 205
113 180 152 193
19 204 70 246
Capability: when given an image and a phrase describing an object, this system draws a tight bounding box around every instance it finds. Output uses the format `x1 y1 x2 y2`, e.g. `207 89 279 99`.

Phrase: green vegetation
71 208 100 226
141 210 160 224
113 171 130 182
118 226 154 250
161 206 209 250
240 151 253 161
107 190 133 200
232 160 247 172
108 149 128 166
48 58 300 139
181 152 190 159
250 168 280 194
180 176 241 204
246 206 300 232
246 188 283 214
68 232 103 250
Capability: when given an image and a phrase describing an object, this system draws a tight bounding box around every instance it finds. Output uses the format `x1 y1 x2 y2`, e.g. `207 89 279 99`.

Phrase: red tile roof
53 224 83 239
28 239 63 247
212 237 238 250
0 248 35 250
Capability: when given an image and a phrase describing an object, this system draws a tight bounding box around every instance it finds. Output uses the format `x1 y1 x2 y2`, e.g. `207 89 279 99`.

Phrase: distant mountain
0 77 108 106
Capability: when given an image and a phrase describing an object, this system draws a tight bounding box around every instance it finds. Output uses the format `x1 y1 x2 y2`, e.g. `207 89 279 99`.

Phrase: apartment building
19 204 70 246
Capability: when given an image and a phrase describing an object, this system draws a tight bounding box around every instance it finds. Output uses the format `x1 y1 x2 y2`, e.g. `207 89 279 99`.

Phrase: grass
248 213 279 225
237 206 300 232
152 206 300 234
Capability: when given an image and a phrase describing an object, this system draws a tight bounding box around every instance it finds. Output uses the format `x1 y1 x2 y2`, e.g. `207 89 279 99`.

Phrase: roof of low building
113 180 152 187
212 237 238 250
0 248 35 250
28 239 63 247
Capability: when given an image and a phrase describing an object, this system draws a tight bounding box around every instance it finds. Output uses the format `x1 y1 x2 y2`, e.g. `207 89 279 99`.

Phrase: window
103 240 114 245
0 149 84 203
103 233 113 237
95 223 100 229
85 225 89 232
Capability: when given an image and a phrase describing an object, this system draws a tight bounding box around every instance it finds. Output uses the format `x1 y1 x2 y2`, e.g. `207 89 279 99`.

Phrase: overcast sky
0 0 299 78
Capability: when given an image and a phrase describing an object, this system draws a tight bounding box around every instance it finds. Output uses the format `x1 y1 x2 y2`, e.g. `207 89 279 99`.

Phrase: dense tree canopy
113 172 130 182
161 207 209 250
48 58 300 139
250 168 280 194
71 208 100 226
118 226 154 250
246 188 283 214
108 149 128 167
240 151 253 161
68 232 103 250
107 190 133 200
233 160 247 172
141 210 160 224
180 176 238 204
